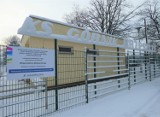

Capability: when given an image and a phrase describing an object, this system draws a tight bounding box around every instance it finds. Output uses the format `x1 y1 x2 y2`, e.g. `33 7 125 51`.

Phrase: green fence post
133 50 136 83
117 47 120 88
84 47 89 103
154 53 156 78
54 39 58 110
149 52 152 81
93 44 97 95
144 51 148 80
127 52 131 89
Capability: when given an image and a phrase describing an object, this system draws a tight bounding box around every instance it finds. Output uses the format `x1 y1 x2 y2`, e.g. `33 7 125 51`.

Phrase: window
58 46 73 54
87 49 99 55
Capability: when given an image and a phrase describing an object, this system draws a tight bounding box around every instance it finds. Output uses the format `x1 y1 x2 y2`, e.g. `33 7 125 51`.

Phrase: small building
18 15 126 87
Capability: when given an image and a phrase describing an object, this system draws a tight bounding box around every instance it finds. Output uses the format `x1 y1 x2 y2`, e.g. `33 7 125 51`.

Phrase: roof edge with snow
29 15 123 40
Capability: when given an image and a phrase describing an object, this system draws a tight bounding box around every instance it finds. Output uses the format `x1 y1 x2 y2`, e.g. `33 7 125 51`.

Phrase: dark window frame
87 49 99 55
58 46 73 54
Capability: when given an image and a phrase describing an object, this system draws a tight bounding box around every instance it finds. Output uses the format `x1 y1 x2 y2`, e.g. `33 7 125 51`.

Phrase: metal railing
0 45 160 117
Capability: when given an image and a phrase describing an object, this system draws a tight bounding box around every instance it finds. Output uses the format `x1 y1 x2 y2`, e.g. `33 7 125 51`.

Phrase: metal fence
85 48 128 102
0 45 160 117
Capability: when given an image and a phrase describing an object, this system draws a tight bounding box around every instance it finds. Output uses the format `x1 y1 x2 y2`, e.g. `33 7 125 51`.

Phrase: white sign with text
7 46 55 80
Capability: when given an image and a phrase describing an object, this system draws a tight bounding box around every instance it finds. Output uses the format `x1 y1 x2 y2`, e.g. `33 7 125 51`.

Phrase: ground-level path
50 78 160 117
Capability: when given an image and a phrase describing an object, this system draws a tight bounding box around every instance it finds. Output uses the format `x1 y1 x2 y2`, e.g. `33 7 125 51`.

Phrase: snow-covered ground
49 77 160 117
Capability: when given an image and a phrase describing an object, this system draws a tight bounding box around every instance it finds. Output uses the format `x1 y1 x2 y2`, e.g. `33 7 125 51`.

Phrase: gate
85 48 129 101
85 48 160 102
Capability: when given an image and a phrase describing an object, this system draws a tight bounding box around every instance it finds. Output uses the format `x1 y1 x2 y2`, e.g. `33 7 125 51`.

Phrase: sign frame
7 46 55 80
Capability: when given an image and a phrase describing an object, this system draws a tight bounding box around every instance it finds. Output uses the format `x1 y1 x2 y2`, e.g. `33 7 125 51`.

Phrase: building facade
19 15 126 87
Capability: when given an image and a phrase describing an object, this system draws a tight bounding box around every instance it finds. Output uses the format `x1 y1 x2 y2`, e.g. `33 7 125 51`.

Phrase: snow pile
50 78 160 117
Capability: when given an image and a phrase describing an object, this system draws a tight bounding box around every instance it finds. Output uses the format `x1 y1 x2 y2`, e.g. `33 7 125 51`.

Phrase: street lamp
135 26 142 43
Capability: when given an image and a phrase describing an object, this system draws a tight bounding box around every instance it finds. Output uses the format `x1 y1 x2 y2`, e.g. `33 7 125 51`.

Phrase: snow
18 17 40 35
29 15 123 40
49 78 160 117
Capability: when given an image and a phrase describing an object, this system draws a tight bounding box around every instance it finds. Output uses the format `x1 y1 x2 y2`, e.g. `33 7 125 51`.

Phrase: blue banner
9 68 54 73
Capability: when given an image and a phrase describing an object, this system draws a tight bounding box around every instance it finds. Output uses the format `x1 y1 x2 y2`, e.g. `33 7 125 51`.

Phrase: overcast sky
0 0 145 44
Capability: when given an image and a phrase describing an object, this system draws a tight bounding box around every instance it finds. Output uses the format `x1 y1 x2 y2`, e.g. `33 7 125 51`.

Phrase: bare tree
4 35 21 46
137 0 160 51
64 0 143 37
138 0 160 41
65 5 89 28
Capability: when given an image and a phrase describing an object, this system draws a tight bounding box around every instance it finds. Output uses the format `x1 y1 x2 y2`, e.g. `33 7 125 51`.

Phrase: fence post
127 52 131 89
159 55 160 76
84 47 89 103
93 44 97 95
144 51 148 80
45 79 48 109
117 47 120 74
158 54 160 76
54 39 58 110
140 51 143 73
149 52 152 81
133 50 136 84
154 53 156 78
117 47 120 88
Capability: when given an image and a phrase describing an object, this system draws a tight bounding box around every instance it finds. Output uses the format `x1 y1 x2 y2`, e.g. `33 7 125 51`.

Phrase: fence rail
0 45 160 117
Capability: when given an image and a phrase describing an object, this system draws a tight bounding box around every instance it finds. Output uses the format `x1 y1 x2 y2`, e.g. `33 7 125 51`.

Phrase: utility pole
144 19 148 44
135 26 142 73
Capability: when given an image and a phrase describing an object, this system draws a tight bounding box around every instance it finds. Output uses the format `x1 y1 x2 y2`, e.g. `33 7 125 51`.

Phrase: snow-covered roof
29 15 123 40
18 15 156 52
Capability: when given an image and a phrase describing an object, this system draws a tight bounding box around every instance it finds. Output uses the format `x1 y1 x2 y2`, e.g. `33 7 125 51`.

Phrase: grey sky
0 0 145 44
